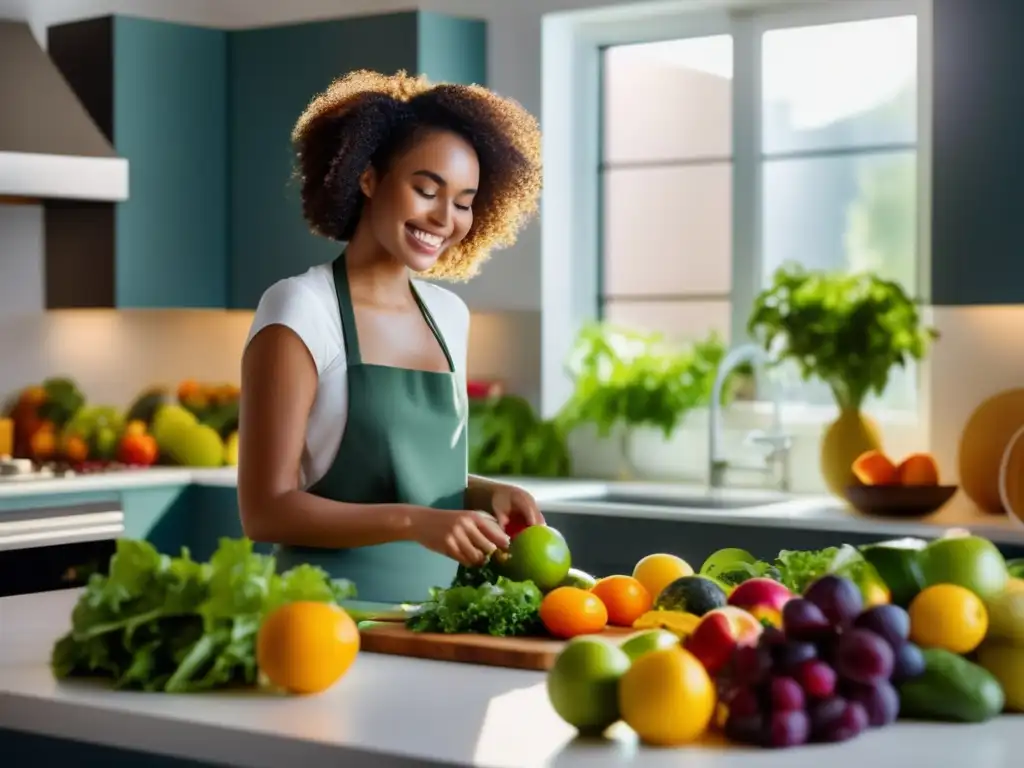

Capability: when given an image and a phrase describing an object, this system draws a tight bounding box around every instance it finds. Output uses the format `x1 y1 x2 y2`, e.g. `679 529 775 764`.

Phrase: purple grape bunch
721 575 925 749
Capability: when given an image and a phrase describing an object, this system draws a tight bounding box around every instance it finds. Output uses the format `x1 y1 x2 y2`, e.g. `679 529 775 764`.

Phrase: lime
559 568 597 590
920 536 1008 601
984 588 1024 646
499 525 571 592
619 629 679 662
700 548 755 579
546 636 630 732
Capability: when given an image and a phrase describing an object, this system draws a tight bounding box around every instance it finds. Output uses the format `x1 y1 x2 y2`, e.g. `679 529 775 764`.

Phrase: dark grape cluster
720 575 926 749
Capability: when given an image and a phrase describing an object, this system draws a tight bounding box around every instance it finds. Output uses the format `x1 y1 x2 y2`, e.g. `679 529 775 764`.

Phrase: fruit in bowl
847 449 957 518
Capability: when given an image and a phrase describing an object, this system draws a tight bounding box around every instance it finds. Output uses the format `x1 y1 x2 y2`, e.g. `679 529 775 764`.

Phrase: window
598 5 921 412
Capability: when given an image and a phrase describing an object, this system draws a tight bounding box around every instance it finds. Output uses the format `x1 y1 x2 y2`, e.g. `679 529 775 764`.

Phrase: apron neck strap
332 252 362 366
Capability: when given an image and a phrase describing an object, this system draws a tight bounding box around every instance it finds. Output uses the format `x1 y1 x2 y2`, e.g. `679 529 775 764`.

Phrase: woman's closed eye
415 186 472 211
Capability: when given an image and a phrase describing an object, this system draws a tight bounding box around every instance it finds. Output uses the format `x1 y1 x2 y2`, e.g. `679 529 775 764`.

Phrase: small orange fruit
852 449 899 486
540 587 608 639
897 452 940 486
592 575 653 627
257 601 360 694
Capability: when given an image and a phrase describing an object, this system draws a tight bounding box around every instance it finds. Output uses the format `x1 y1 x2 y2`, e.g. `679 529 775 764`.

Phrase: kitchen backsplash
0 202 541 407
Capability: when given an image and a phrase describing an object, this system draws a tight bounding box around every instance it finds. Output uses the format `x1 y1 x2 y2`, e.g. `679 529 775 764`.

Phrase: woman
238 70 545 604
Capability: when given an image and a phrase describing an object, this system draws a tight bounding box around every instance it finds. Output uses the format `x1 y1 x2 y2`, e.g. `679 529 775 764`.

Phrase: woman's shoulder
414 280 469 331
246 263 343 374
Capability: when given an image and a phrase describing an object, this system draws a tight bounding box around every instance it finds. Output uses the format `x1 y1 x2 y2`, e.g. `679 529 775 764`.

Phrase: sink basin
556 491 788 511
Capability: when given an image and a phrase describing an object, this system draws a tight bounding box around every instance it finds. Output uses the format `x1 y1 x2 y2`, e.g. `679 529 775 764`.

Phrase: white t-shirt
245 263 470 489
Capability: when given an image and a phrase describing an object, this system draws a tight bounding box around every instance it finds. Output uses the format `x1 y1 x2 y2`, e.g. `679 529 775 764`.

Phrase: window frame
541 0 933 429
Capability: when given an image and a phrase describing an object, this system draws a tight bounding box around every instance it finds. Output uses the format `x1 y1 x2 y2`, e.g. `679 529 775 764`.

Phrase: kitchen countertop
0 589 1021 768
0 469 1022 545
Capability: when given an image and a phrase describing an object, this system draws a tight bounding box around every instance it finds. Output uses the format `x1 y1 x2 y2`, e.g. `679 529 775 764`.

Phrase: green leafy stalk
468 394 571 478
747 263 938 411
51 538 355 693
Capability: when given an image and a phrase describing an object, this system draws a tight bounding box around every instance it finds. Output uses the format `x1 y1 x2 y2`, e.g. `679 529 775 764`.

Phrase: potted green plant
468 394 572 478
556 324 735 478
747 263 938 495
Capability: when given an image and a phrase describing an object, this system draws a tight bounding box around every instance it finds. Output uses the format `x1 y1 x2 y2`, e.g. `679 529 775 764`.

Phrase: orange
852 449 899 486
540 587 608 640
909 584 988 655
257 601 360 694
592 575 652 627
897 452 940 486
632 554 693 602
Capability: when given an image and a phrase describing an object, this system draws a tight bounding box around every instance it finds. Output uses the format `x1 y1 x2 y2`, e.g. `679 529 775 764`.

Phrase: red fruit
728 578 795 614
117 433 158 467
503 517 530 539
686 613 735 675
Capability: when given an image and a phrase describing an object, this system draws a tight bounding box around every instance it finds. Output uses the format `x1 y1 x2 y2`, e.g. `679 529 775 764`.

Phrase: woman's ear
359 166 378 198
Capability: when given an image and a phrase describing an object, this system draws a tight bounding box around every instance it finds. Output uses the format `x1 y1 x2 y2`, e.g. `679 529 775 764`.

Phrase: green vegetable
407 577 543 636
51 538 355 693
556 325 742 438
1005 558 1024 579
468 394 571 477
898 648 1005 723
860 538 928 606
37 376 86 428
715 545 882 599
452 557 503 588
748 264 937 410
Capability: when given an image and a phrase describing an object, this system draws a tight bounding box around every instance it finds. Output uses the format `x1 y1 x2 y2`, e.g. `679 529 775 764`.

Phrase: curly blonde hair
291 70 542 281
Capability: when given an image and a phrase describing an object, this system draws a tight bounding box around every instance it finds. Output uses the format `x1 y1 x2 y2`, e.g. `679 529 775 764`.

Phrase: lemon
976 642 1024 712
909 584 989 655
632 554 694 603
984 587 1024 647
618 646 715 746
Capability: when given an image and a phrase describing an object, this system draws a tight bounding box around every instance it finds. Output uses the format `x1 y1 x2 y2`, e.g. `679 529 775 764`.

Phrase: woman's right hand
409 507 511 567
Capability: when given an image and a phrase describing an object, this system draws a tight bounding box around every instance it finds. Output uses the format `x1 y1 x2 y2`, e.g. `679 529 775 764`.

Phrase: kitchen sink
548 489 792 512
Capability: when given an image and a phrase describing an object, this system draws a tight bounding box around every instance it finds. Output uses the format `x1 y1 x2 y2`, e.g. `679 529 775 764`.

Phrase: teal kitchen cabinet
228 11 486 309
930 0 1024 305
45 16 228 309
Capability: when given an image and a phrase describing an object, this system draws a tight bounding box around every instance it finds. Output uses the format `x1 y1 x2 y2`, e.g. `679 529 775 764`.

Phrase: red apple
727 577 794 614
685 606 764 675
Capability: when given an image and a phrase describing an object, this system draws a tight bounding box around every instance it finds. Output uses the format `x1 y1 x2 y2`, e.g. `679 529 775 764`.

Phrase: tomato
118 432 159 466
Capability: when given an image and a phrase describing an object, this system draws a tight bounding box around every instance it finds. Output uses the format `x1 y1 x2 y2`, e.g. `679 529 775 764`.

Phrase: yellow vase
820 408 882 496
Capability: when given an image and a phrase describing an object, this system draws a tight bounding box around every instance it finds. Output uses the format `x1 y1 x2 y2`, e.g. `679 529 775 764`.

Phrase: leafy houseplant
556 324 736 477
747 263 938 495
468 395 571 478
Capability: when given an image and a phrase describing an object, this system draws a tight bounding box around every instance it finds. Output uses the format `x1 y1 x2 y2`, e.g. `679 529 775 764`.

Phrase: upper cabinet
228 12 486 309
43 12 487 310
930 0 1024 305
46 17 228 309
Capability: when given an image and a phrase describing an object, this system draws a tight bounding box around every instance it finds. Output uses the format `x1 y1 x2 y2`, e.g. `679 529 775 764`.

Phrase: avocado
126 388 169 427
898 648 1005 723
654 575 727 616
860 538 928 607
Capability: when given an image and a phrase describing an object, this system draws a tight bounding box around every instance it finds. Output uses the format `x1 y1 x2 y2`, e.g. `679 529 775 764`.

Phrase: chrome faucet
708 343 793 492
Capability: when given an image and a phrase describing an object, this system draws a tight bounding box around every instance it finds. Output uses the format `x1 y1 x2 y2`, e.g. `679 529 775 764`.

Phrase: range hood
0 20 127 202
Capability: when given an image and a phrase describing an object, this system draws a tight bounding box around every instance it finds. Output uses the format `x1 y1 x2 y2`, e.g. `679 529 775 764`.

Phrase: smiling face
359 128 479 273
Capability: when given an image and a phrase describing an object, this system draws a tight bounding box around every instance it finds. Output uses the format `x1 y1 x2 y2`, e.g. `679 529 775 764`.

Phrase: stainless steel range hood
0 21 127 202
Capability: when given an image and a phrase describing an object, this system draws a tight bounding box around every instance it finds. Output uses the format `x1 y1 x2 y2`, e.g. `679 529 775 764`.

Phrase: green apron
274 253 466 603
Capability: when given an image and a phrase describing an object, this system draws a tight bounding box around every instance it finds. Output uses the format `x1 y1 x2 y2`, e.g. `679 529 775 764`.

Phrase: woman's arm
238 325 419 548
465 475 502 513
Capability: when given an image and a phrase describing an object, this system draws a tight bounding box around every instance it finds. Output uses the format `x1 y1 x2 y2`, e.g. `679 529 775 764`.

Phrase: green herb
451 558 503 588
406 577 542 637
557 325 740 438
747 264 937 410
717 561 782 587
37 376 86 429
51 538 355 693
468 394 571 477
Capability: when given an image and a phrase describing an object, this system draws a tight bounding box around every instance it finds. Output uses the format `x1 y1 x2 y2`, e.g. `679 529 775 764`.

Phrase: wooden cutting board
359 624 634 671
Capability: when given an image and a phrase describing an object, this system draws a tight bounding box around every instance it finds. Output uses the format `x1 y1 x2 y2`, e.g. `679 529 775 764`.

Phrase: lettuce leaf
51 538 355 693
406 577 542 636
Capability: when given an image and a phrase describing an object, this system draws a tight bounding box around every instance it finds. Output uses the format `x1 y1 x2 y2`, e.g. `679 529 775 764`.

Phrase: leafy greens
51 538 355 693
717 545 882 596
408 557 542 636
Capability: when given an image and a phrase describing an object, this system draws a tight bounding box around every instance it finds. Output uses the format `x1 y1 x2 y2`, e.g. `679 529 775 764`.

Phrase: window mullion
729 15 761 350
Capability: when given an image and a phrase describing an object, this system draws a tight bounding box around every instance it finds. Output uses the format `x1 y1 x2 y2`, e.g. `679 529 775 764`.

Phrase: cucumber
860 538 927 607
898 648 1005 723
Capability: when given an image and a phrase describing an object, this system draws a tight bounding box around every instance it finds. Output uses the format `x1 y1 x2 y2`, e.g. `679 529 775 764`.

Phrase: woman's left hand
489 483 545 534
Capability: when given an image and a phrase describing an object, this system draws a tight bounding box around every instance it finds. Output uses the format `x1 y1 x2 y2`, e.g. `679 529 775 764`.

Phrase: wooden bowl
844 484 959 519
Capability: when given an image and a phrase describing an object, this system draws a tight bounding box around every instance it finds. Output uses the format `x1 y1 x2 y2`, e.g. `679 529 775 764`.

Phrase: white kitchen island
0 590 1020 768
